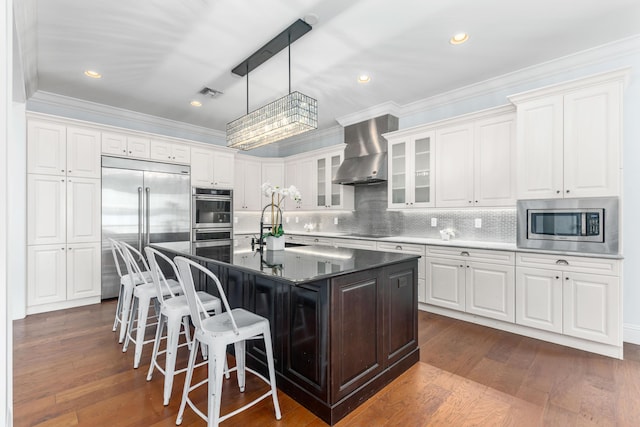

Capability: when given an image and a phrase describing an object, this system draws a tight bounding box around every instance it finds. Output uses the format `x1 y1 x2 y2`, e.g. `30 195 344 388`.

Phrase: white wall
2 0 14 424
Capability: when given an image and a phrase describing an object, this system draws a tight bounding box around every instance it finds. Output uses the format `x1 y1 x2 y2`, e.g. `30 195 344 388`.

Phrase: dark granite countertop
151 241 420 284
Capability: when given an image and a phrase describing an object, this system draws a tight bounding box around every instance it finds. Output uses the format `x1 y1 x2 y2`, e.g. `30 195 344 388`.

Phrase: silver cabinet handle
461 251 470 256
137 187 143 252
556 259 569 265
145 187 151 247
395 245 403 250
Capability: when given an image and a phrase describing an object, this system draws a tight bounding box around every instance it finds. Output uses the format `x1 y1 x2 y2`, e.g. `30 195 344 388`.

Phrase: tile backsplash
234 183 516 243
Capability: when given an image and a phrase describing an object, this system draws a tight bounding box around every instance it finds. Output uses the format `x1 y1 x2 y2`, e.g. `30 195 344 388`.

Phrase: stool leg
163 314 181 405
119 284 134 343
123 297 137 352
147 313 165 381
233 341 246 392
176 339 199 425
209 345 226 427
263 326 281 420
133 295 152 369
112 283 124 332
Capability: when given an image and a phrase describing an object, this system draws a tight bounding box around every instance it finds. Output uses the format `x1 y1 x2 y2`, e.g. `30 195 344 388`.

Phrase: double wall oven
191 188 233 262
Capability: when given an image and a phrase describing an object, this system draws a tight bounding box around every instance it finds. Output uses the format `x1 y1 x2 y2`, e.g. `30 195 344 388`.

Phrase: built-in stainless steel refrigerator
101 157 191 298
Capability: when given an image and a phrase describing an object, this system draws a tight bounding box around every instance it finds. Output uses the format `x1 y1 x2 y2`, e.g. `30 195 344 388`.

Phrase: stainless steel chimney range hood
332 114 399 185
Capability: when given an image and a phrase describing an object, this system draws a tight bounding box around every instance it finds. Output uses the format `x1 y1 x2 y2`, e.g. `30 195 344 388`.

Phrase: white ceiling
19 0 640 136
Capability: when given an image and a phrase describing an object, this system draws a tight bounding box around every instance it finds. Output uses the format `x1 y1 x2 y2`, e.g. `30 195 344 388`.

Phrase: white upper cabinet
66 127 102 178
435 123 474 207
435 111 516 207
234 157 262 210
102 132 151 159
28 121 101 178
191 146 234 188
315 150 353 210
284 157 315 210
473 114 516 206
387 130 435 209
261 161 285 206
510 70 625 199
150 139 191 164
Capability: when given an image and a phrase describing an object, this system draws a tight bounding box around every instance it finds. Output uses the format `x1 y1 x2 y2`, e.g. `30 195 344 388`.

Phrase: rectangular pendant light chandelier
227 19 318 151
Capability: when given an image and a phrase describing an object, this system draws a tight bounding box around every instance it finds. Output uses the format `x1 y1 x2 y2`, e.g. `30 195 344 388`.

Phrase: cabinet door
388 140 410 208
316 157 327 208
172 144 191 164
515 96 564 199
466 261 515 322
127 136 150 158
515 267 562 333
28 244 67 306
28 174 66 245
190 147 215 187
213 152 234 188
67 242 101 299
563 82 621 198
101 132 128 156
426 257 465 311
27 120 67 176
150 139 173 161
435 123 474 207
262 162 284 205
286 158 314 210
66 127 101 178
412 133 435 208
474 114 516 206
563 272 619 345
235 158 261 210
66 177 101 243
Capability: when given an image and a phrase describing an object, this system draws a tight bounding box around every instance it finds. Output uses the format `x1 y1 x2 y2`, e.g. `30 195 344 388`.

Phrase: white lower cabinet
426 246 515 322
515 253 620 345
27 242 101 311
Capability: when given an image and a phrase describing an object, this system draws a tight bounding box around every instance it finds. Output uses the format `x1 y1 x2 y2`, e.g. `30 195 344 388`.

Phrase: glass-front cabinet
388 131 435 208
315 151 353 210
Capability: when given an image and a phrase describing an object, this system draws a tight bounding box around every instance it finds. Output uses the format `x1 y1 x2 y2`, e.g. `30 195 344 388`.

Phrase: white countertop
234 231 622 259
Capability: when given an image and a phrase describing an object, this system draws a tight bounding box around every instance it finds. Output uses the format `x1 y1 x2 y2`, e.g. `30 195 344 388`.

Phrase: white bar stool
119 242 182 369
108 239 153 343
145 247 223 405
174 256 282 427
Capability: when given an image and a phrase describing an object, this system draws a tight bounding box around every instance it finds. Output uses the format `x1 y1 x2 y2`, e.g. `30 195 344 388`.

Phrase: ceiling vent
199 87 223 98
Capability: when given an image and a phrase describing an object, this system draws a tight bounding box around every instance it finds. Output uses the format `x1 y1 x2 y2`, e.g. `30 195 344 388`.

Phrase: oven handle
192 239 233 248
193 195 232 202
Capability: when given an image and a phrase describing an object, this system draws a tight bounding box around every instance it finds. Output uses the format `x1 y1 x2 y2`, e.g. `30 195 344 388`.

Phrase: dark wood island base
153 242 420 425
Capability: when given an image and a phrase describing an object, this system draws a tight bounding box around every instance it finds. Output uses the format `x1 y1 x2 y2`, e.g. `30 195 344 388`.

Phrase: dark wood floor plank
13 302 640 426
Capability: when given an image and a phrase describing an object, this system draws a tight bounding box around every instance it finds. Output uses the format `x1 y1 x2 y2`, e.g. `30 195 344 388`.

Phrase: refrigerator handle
137 187 143 252
145 187 151 247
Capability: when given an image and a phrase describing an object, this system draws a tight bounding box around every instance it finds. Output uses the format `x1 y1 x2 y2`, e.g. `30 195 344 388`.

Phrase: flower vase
266 235 285 251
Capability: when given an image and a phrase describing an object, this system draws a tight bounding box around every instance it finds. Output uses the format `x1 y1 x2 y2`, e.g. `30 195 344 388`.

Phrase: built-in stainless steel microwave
517 197 618 255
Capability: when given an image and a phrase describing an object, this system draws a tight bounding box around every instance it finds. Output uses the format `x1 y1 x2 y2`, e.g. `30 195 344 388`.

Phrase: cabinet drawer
516 253 620 276
426 246 515 265
332 238 377 250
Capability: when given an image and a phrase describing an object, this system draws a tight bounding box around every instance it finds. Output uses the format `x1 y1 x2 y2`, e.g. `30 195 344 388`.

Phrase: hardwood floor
13 300 640 426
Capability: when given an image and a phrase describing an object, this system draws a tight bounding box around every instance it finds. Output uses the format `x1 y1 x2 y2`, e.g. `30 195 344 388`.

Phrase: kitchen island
152 241 420 425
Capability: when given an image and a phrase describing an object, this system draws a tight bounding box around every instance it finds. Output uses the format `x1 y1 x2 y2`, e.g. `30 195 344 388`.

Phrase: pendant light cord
288 32 291 94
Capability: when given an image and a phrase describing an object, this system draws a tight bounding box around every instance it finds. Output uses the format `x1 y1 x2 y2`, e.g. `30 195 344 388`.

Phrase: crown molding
335 101 402 127
27 90 227 142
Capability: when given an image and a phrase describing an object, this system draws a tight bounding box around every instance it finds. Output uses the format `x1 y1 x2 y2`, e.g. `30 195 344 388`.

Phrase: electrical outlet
334 217 339 225
295 217 299 223
475 218 482 228
234 217 238 224
286 217 290 224
431 218 437 227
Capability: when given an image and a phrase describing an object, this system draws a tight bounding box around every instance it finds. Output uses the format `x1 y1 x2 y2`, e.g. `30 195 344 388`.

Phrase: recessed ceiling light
190 100 202 107
449 33 469 45
84 70 102 79
357 74 371 84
